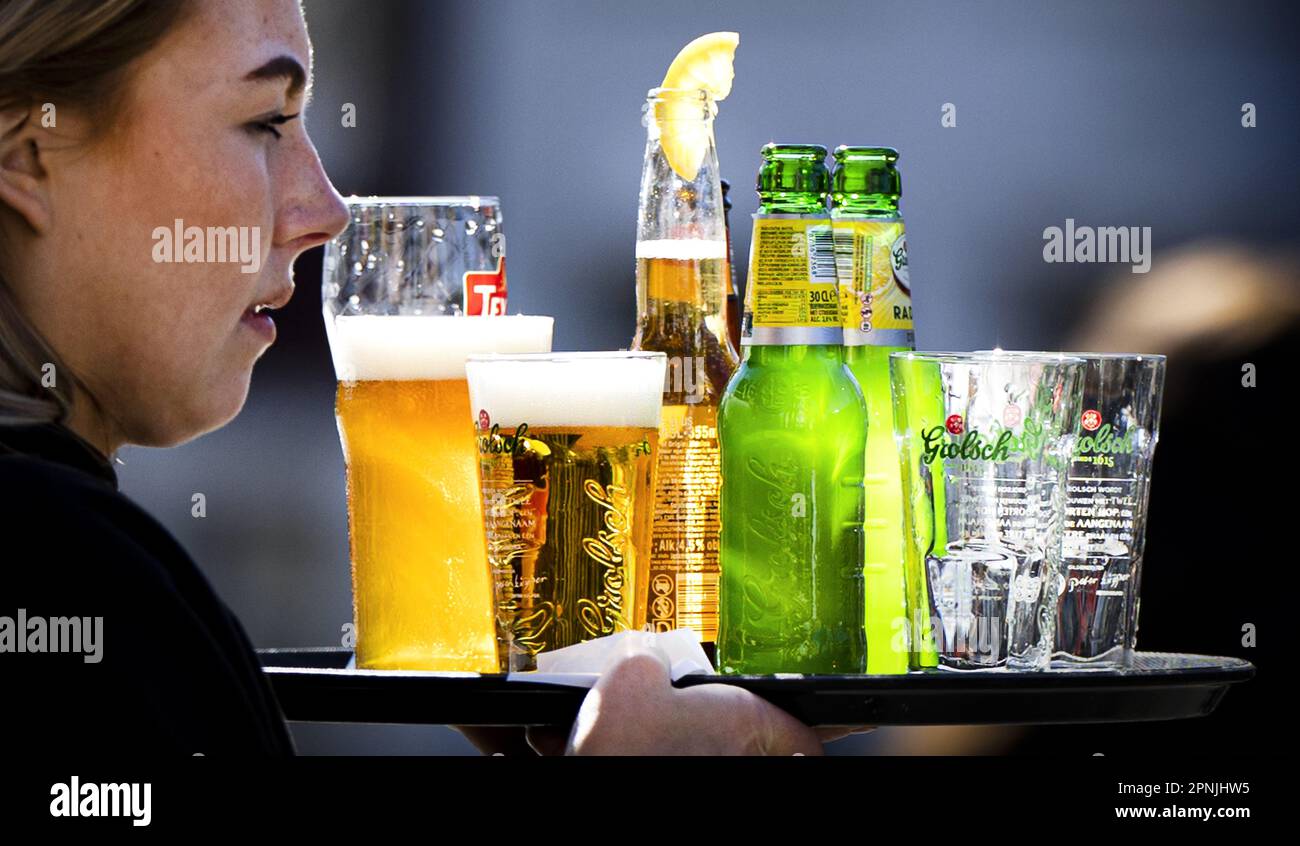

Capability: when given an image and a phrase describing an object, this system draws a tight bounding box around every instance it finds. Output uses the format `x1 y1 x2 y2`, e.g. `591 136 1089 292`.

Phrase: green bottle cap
757 143 829 211
831 146 901 209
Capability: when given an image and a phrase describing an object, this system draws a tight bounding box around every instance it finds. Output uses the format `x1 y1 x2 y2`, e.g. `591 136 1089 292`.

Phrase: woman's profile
0 0 842 756
1 0 349 755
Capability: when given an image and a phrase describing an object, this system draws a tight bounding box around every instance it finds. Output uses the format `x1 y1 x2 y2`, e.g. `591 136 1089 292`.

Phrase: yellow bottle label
832 217 914 345
745 215 840 331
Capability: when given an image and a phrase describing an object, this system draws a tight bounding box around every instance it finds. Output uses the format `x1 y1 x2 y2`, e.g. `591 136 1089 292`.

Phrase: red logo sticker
1081 409 1102 431
463 257 507 316
945 414 965 435
478 409 491 431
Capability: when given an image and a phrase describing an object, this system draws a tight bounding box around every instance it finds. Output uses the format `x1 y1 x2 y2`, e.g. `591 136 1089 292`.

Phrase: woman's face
7 0 348 447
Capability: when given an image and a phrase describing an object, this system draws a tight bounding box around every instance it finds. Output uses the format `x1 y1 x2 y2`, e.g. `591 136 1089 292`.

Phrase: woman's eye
247 112 300 141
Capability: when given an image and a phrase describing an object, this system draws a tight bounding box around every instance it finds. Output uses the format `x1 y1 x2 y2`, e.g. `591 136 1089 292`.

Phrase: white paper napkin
506 629 715 688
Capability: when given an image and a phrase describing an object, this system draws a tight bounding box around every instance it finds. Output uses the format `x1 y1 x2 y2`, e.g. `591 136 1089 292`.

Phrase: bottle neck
637 137 725 242
831 197 900 218
757 196 826 215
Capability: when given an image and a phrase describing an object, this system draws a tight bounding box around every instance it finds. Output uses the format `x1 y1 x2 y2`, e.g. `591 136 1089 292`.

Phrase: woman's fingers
568 651 676 754
462 651 866 756
567 649 830 756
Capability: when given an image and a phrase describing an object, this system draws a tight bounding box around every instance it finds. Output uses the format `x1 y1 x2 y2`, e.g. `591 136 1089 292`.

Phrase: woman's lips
240 306 276 343
242 285 292 344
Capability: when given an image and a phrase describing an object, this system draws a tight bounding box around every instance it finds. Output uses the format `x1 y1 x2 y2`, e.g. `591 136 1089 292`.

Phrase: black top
0 423 294 755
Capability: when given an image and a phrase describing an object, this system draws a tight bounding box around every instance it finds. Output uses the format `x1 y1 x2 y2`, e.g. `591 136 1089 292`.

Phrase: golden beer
329 315 553 671
632 243 739 650
466 353 666 672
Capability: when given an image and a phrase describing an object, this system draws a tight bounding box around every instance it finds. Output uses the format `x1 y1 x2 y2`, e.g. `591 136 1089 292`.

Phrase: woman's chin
199 377 254 438
135 375 252 448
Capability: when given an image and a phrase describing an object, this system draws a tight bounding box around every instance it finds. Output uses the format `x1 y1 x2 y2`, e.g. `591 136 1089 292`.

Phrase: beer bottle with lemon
632 33 741 658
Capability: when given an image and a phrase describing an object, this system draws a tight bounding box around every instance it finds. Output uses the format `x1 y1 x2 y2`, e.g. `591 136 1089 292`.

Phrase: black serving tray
258 648 1252 727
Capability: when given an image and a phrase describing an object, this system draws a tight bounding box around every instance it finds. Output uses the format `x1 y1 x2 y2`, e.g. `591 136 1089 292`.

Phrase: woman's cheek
149 126 271 233
212 132 275 213
135 264 233 378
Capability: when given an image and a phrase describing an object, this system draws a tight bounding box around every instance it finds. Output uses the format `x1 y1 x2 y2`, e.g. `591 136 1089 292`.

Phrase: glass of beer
465 352 667 672
323 197 552 672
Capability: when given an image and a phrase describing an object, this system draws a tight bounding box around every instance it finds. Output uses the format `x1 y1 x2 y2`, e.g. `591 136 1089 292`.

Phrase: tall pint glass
891 352 1084 671
979 351 1166 667
1056 354 1165 667
323 197 552 671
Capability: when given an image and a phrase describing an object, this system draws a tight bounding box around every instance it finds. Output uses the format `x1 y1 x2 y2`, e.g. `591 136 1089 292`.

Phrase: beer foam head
634 239 727 260
466 352 666 428
327 315 554 381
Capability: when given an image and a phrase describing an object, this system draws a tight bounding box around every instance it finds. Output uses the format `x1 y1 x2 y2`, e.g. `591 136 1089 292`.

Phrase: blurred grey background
116 0 1298 754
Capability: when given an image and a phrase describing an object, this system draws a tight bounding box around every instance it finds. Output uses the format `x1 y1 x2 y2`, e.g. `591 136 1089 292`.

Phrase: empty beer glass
891 352 1085 671
1053 354 1165 667
979 352 1166 668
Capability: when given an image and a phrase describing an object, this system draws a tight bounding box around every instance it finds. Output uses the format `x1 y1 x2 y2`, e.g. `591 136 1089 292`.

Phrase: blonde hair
0 0 192 424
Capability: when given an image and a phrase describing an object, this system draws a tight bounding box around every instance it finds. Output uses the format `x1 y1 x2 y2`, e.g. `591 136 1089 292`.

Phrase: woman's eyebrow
244 55 307 99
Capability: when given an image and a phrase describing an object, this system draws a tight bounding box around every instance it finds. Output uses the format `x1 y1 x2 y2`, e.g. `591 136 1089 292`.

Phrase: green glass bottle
716 144 867 675
830 146 935 671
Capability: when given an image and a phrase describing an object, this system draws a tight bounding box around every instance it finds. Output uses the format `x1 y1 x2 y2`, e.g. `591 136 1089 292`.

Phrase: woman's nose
276 138 351 250
313 183 350 245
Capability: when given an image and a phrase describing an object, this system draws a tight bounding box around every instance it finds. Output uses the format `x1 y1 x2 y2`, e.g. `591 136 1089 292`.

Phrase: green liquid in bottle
718 344 867 674
717 144 867 675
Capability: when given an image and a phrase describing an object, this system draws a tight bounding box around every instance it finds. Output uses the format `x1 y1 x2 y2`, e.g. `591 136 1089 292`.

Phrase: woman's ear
0 106 52 235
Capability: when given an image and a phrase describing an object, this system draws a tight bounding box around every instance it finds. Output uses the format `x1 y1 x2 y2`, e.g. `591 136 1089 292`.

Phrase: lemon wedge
655 31 738 181
661 31 739 100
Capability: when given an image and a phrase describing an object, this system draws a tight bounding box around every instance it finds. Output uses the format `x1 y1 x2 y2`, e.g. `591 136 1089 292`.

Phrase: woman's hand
524 648 872 756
